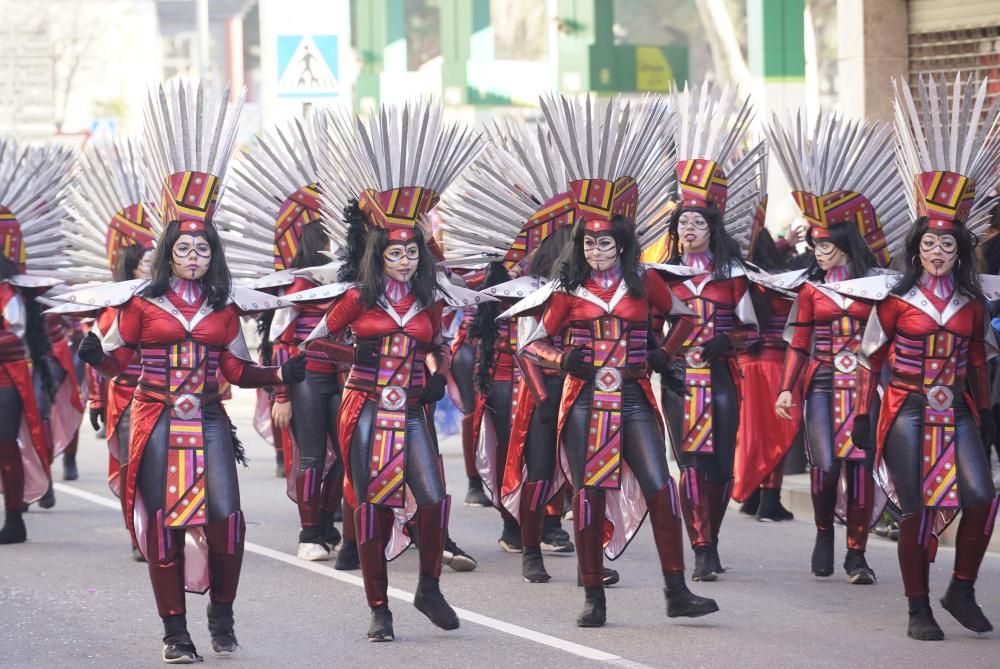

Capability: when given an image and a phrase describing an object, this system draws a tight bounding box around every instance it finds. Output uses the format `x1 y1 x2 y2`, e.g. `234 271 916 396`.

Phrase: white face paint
170 234 211 280
382 242 419 282
814 240 848 271
919 232 957 277
583 233 619 271
677 211 710 254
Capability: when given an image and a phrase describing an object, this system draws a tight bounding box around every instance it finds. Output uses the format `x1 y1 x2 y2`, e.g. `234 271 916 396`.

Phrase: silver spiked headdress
313 98 483 244
141 79 245 233
893 73 1000 238
64 133 159 284
0 138 75 277
436 118 577 268
671 82 765 255
765 109 907 267
216 117 331 279
538 92 676 248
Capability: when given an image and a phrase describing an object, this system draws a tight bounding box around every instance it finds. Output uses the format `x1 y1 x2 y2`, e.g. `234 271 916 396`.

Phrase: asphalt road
2 388 998 669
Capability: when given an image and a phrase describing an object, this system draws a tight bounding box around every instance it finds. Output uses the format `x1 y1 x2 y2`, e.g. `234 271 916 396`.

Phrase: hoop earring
955 258 962 271
911 254 920 267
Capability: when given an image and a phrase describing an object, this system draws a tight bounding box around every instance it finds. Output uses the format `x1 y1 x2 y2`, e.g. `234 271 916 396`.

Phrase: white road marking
54 482 655 667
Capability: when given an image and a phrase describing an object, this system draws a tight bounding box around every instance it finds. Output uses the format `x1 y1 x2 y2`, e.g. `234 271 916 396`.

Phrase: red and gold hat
915 170 975 233
570 177 638 233
105 203 156 270
274 183 322 270
791 189 890 267
160 171 221 234
357 186 440 243
676 159 729 213
503 191 576 269
746 195 768 259
0 207 26 272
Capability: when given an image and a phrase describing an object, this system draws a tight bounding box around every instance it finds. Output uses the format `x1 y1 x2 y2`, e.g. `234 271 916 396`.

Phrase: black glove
354 338 379 365
560 347 592 378
646 347 672 374
661 369 687 397
421 372 447 404
77 332 105 367
980 411 997 453
280 354 308 384
852 414 871 452
89 407 103 432
700 333 732 363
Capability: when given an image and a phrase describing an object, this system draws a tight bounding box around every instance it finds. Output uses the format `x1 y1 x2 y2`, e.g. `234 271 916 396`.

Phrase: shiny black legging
563 381 670 496
451 343 476 415
523 376 562 483
486 380 512 489
884 393 996 514
348 399 446 507
804 366 880 474
137 403 241 522
290 370 345 517
662 360 738 483
116 404 132 471
0 385 24 510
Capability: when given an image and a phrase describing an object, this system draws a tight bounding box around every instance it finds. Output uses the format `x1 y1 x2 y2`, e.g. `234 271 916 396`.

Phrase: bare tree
48 0 111 132
694 0 751 85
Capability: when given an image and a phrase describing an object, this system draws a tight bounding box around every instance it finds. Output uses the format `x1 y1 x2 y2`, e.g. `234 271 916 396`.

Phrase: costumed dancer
732 208 799 522
766 109 905 584
656 84 764 581
216 120 349 564
504 93 718 627
62 134 156 530
849 74 1000 640
69 81 306 663
438 119 577 580
284 100 487 642
39 310 85 495
0 139 73 544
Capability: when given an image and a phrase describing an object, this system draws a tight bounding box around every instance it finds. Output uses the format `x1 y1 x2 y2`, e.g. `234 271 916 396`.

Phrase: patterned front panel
366 333 418 508
893 331 968 508
679 297 729 454
827 316 865 460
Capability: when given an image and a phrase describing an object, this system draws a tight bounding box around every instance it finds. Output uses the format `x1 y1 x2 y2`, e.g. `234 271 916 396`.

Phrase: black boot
576 567 621 587
576 586 606 627
498 516 523 553
38 482 55 509
709 540 726 575
62 454 78 481
843 548 876 585
811 528 835 577
0 510 26 544
521 545 550 583
739 489 760 516
413 575 460 630
334 539 360 570
940 577 993 633
464 476 490 507
756 488 793 522
692 545 716 582
206 601 239 655
320 510 342 549
664 573 719 618
540 515 574 553
275 450 285 478
162 615 202 664
368 605 394 642
907 596 945 641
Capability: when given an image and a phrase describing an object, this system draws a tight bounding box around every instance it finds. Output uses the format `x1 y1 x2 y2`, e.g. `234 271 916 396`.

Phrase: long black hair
804 220 876 282
338 200 368 284
140 219 232 311
290 220 331 270
665 205 743 280
750 227 787 272
356 224 439 310
892 216 984 302
558 215 645 296
470 262 511 395
113 243 149 282
528 225 573 279
0 255 54 400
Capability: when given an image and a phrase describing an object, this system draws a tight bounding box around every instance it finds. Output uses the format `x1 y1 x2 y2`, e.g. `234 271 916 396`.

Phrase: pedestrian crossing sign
276 35 340 98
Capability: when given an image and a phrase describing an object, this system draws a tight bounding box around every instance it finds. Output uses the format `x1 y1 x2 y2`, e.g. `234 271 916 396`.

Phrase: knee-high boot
295 467 322 536
678 467 714 580
573 488 606 627
941 499 999 633
842 462 876 583
355 502 394 641
335 499 360 570
414 497 460 630
0 438 26 543
810 466 839 577
897 510 943 640
703 477 731 574
520 480 551 583
145 511 187 618
203 512 245 654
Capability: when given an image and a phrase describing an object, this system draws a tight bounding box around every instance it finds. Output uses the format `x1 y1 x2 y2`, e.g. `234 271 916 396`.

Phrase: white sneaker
297 542 331 561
